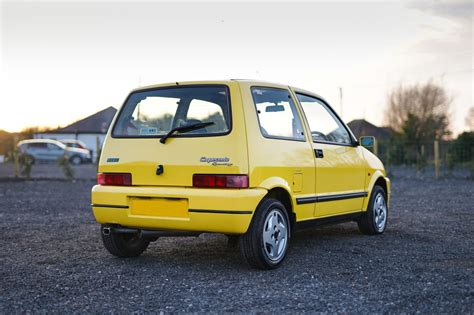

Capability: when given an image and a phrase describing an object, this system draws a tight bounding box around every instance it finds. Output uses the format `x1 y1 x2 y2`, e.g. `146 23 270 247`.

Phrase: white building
35 107 117 161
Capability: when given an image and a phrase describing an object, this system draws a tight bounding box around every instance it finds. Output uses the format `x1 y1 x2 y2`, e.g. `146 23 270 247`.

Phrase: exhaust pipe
102 226 111 236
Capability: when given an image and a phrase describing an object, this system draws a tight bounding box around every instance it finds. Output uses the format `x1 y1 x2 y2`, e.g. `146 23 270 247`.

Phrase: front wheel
101 225 150 258
358 186 388 235
240 198 290 270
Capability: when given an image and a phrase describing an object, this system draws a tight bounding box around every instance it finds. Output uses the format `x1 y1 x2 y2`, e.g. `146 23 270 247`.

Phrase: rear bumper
91 185 267 234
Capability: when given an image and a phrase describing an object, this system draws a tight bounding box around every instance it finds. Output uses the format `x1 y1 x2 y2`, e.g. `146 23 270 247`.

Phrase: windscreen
112 85 231 138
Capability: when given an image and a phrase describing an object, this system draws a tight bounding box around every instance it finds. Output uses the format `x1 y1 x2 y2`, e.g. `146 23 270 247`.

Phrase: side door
29 143 48 161
241 84 316 222
294 92 367 218
46 143 65 161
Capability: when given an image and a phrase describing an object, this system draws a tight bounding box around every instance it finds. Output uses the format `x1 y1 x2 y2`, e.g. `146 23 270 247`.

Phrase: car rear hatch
98 82 249 187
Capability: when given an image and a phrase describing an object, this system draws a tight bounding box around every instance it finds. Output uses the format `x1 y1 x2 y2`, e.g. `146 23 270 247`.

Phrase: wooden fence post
13 135 20 178
95 136 101 164
434 140 440 179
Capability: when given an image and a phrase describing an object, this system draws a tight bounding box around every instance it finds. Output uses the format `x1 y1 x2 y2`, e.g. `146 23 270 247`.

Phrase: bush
468 160 474 180
18 153 33 179
58 155 74 180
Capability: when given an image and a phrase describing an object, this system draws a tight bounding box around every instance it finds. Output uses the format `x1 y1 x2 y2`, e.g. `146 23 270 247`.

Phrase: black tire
226 235 239 248
240 198 290 270
358 185 388 235
101 225 150 258
69 155 82 165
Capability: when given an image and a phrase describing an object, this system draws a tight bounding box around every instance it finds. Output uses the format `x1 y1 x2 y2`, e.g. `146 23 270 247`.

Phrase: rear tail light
97 173 132 186
193 174 249 188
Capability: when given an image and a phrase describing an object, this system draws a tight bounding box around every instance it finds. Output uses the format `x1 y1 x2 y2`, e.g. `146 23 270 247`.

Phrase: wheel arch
256 177 296 232
374 176 388 195
364 171 390 211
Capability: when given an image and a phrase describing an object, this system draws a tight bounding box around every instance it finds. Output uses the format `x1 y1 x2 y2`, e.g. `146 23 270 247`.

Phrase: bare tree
385 81 452 143
20 126 54 139
466 107 474 132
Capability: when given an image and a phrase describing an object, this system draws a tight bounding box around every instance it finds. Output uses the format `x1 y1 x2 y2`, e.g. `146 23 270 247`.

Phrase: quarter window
296 94 352 145
251 87 305 141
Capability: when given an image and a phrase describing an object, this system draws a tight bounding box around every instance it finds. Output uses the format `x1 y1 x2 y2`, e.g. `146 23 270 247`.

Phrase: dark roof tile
46 107 117 134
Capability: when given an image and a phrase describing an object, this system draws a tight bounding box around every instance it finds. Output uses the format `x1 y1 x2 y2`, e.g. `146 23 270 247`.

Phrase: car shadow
95 222 374 272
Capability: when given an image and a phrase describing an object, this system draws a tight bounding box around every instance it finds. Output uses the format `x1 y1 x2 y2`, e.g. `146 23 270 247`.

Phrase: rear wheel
358 185 388 235
70 155 82 165
240 198 290 269
101 225 150 257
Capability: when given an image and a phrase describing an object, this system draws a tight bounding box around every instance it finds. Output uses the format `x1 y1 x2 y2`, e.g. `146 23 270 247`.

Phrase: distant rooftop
347 119 393 141
43 107 117 134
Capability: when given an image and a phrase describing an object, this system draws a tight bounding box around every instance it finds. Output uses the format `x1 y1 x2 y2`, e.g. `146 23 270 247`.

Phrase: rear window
112 85 231 138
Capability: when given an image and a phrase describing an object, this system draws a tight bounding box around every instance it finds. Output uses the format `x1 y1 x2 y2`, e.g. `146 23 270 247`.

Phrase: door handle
314 149 324 158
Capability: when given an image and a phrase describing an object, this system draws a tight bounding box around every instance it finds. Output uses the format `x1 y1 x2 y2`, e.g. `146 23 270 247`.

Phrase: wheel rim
373 192 387 231
72 157 81 164
262 210 288 261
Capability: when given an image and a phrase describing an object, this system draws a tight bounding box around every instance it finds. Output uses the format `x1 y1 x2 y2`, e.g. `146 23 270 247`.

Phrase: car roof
131 80 325 100
18 139 64 145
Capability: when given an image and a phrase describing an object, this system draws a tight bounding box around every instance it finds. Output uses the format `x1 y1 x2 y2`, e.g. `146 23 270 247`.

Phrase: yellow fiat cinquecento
92 80 390 269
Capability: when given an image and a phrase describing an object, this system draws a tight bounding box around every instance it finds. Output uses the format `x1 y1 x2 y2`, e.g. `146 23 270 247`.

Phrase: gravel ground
0 178 473 313
0 163 97 180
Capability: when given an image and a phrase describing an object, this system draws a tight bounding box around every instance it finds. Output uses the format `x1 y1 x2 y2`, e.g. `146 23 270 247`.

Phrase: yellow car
92 80 390 269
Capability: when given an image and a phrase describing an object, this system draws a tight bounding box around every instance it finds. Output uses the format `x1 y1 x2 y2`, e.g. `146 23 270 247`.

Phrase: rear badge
107 158 120 163
200 157 233 166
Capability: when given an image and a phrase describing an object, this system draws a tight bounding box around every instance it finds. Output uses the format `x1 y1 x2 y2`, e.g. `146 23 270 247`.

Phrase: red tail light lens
193 174 249 188
97 173 132 186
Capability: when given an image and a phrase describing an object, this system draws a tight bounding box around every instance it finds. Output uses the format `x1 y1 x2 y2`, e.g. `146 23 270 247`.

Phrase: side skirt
295 212 363 231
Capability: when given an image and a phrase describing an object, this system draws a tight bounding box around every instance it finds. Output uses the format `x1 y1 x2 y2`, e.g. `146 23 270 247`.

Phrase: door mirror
360 136 375 148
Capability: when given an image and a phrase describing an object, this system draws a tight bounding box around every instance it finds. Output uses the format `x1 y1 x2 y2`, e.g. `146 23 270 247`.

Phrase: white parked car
60 139 88 150
17 139 91 165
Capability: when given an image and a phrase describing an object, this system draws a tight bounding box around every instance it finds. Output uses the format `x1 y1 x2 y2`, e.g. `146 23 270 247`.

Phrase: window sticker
139 127 159 135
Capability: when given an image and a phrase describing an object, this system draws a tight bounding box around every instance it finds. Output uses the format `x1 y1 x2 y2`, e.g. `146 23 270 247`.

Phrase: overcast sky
1 0 472 134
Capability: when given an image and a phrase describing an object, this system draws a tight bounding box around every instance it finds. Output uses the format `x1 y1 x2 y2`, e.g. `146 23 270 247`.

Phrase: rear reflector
97 173 132 186
193 174 249 188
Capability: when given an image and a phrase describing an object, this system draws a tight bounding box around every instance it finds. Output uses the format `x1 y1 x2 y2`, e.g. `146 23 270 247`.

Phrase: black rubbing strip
295 196 318 205
189 209 252 214
296 192 368 204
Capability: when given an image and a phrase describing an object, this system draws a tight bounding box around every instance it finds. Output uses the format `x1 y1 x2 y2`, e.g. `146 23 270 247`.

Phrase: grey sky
1 0 472 134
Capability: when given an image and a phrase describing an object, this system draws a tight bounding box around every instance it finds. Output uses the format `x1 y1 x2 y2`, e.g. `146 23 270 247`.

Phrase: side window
251 87 305 141
47 143 62 151
29 143 47 149
296 94 352 145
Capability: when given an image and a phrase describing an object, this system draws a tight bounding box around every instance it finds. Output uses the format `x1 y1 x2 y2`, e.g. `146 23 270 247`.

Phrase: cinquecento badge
200 157 233 166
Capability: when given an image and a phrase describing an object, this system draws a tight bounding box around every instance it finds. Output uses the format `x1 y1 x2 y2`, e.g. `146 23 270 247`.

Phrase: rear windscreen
112 85 231 138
